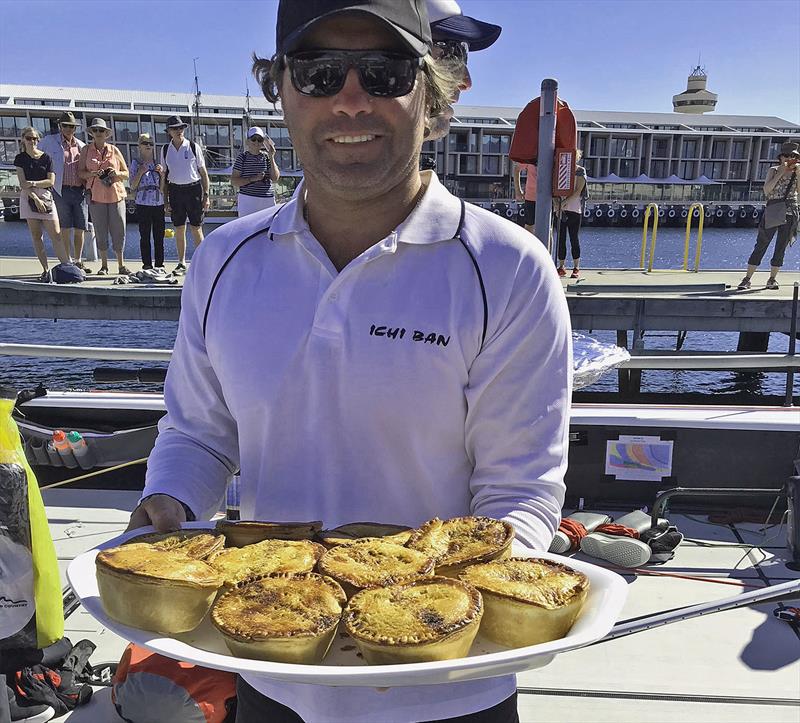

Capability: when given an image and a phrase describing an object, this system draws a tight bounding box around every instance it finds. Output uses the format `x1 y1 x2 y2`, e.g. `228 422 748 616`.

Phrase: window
710 140 728 159
650 125 681 130
76 101 129 110
275 149 293 169
451 130 477 153
140 120 153 138
134 103 189 113
728 161 746 179
652 138 670 157
209 107 243 115
14 99 68 106
760 140 783 160
481 134 509 154
267 125 292 148
682 139 700 158
153 121 168 144
0 116 25 137
0 97 8 104
679 160 695 179
114 120 139 142
206 147 232 168
0 140 18 163
619 159 636 177
701 161 724 179
757 161 772 180
651 160 669 178
251 109 279 116
200 123 230 146
482 156 501 174
609 138 636 157
732 140 747 160
459 155 479 174
589 137 607 156
30 116 57 135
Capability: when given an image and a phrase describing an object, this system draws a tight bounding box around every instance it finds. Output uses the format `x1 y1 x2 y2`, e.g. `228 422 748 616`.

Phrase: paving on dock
44 487 800 723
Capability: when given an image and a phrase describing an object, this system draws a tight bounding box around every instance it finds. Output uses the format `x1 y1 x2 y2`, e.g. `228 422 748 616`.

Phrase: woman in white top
231 127 281 217
555 151 587 278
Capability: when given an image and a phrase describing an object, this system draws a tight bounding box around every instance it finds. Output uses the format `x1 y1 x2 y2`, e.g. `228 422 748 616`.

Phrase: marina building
1 83 798 218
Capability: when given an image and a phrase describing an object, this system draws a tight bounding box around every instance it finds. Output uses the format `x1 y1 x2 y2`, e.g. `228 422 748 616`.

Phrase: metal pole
784 281 799 407
534 79 557 249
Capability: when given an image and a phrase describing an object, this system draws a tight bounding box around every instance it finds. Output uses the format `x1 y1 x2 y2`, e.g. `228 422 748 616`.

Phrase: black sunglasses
285 50 423 98
432 40 469 65
24 136 39 141
140 142 154 146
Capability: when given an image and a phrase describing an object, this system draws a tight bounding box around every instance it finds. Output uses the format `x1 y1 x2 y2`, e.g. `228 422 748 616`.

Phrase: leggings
557 210 582 262
234 678 519 723
137 204 165 267
747 209 799 268
89 199 126 253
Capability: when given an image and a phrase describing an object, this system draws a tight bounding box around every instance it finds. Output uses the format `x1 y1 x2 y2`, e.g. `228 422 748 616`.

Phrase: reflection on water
714 371 767 396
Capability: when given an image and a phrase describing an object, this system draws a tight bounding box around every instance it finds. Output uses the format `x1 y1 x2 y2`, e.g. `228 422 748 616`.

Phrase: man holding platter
127 1 571 720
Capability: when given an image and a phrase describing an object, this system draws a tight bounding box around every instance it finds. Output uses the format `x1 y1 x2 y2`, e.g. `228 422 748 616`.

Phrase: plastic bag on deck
0 386 63 652
572 333 631 390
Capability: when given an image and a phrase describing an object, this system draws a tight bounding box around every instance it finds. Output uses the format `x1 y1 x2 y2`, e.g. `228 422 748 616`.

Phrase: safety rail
683 203 705 272
640 203 659 271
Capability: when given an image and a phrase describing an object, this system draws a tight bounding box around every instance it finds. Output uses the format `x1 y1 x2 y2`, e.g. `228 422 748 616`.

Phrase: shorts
523 200 536 224
168 181 204 227
238 193 275 217
54 186 88 229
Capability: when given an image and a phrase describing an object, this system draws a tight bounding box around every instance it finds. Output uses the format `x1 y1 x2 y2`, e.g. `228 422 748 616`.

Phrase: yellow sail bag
0 388 63 650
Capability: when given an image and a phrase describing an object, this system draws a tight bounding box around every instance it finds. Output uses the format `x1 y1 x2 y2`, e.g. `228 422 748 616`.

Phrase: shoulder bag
28 187 54 214
763 169 796 229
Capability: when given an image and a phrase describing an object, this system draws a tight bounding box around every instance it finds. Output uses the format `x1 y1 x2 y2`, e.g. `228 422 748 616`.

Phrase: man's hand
203 195 211 210
126 493 187 532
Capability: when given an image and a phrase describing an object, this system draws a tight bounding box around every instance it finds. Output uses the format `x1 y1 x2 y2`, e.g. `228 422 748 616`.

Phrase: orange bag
112 644 236 723
509 97 577 164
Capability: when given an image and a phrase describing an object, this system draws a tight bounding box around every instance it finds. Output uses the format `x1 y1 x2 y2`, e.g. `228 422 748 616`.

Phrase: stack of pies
459 557 589 647
406 516 515 577
97 516 590 666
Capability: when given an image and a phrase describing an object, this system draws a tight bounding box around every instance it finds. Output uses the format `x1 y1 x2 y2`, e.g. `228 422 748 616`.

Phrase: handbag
763 169 796 229
28 188 54 214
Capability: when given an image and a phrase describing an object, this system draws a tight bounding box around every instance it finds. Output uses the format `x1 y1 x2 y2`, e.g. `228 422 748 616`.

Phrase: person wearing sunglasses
130 3 570 722
231 126 281 217
14 126 71 282
38 111 92 272
78 118 132 276
425 0 501 141
129 133 166 271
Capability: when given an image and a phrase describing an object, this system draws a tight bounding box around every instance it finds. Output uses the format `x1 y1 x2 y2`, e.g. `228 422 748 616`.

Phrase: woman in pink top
78 118 131 275
513 161 537 233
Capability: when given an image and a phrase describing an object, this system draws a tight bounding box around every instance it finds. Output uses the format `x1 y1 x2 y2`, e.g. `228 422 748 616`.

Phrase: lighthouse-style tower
672 66 718 114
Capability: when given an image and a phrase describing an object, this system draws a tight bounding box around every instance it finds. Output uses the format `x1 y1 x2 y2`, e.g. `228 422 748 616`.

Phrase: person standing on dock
160 116 210 274
514 160 537 233
78 118 132 276
128 1 571 721
230 126 280 217
14 126 71 282
555 151 587 278
38 111 91 273
129 133 166 271
737 141 800 291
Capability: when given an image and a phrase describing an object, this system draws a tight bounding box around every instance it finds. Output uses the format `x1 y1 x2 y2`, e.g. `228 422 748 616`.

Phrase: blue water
0 219 798 397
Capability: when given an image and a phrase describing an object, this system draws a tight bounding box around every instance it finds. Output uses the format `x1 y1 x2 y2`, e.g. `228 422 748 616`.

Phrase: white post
534 79 558 250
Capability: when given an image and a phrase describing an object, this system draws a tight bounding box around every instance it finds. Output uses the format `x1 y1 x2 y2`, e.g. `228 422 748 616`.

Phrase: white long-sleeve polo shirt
142 171 572 722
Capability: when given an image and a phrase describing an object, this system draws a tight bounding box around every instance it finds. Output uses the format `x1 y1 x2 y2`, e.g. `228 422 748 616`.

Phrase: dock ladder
683 202 705 272
640 203 659 271
640 203 705 272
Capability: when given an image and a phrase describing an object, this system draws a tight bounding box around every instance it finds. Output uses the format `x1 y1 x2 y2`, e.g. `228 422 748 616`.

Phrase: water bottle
67 431 96 471
52 430 78 468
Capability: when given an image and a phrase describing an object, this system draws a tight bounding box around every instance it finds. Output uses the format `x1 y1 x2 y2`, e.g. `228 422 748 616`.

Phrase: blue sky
1 0 798 122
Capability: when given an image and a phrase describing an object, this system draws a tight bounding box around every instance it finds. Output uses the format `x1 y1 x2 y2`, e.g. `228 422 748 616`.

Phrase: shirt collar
270 172 461 245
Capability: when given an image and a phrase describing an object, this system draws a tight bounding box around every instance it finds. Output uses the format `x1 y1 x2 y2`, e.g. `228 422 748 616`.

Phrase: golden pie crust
211 573 346 664
215 520 322 547
126 530 225 560
207 538 326 589
317 522 413 548
460 557 589 647
344 576 483 664
96 543 223 633
318 538 434 597
405 516 515 577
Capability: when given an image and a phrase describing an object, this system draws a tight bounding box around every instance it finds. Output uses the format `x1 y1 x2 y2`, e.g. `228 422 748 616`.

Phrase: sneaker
175 262 187 273
37 270 51 283
118 266 134 275
142 265 153 271
74 260 93 274
556 267 566 277
766 277 779 290
580 534 652 568
737 276 751 290
97 267 109 275
570 268 580 278
154 265 167 273
641 525 684 563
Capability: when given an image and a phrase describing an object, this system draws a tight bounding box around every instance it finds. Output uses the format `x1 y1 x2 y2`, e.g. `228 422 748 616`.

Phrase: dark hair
251 52 461 119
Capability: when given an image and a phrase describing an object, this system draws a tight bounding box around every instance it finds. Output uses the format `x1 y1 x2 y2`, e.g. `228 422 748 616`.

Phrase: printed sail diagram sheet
605 435 673 481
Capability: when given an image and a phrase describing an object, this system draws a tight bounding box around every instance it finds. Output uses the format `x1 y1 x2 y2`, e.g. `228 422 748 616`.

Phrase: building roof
1 83 799 132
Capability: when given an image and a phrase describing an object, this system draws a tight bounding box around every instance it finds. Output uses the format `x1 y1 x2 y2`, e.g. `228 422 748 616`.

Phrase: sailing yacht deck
44 487 800 723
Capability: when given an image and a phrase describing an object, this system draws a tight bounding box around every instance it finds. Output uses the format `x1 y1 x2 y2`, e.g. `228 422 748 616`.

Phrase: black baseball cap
427 0 501 51
277 0 431 57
